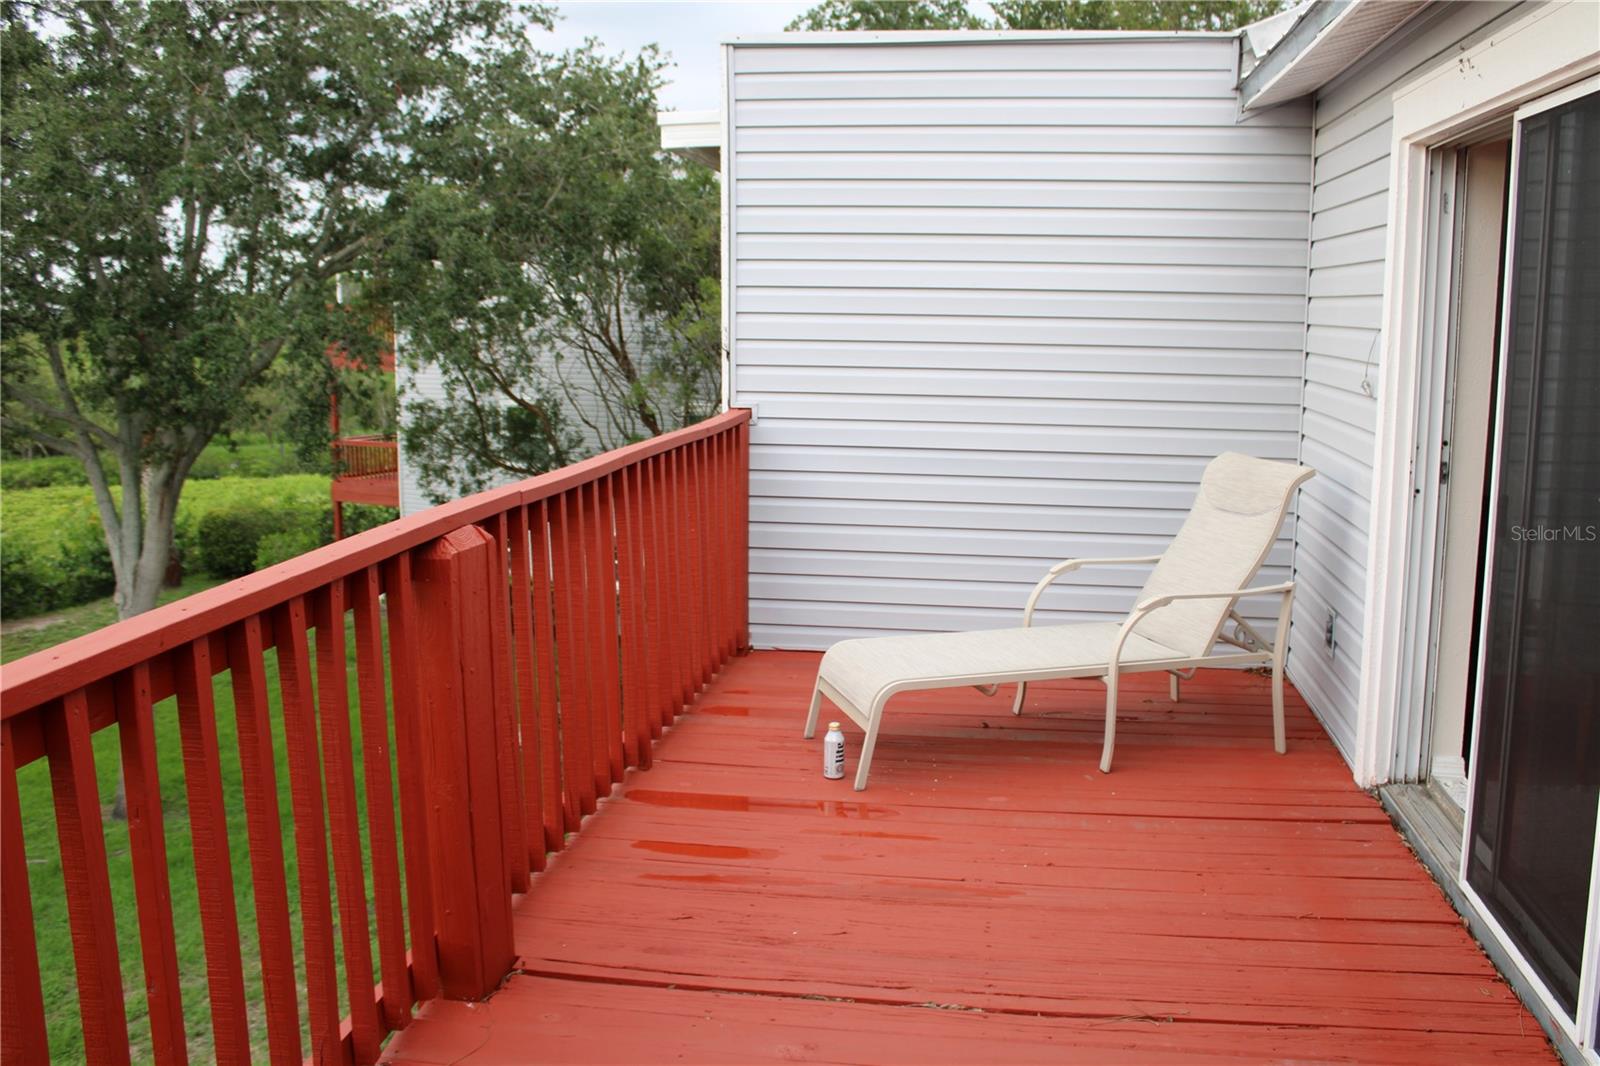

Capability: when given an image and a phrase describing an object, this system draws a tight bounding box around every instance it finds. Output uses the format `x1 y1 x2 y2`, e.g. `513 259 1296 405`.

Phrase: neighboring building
667 5 1600 1059
395 329 650 515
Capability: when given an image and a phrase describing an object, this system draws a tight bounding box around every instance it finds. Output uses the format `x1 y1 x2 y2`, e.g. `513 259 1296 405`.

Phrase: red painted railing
0 411 751 1065
331 436 398 481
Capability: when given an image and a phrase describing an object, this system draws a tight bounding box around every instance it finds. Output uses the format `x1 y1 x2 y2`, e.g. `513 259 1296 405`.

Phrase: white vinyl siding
726 37 1312 650
1289 1 1526 757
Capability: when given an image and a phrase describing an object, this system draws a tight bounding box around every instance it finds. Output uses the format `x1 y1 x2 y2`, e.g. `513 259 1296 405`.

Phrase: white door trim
1351 0 1599 788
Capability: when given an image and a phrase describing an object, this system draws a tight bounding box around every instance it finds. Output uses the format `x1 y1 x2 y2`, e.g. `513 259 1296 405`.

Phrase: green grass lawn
8 581 401 1064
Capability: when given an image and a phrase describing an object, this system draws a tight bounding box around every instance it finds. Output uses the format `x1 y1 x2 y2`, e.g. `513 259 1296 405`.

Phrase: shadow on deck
382 652 1553 1064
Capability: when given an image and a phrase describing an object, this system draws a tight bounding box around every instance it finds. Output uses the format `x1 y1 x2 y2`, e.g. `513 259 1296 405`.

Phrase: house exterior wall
1289 1 1526 758
724 36 1313 650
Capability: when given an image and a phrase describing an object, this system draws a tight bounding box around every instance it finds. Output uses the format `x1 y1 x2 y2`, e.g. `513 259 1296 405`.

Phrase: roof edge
723 29 1241 47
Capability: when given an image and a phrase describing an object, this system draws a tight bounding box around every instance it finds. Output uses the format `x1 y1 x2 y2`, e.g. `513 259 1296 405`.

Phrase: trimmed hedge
0 456 86 490
0 438 324 491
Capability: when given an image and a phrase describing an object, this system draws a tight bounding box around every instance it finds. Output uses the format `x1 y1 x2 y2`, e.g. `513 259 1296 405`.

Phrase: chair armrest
1022 555 1164 627
1131 581 1295 615
1108 581 1296 670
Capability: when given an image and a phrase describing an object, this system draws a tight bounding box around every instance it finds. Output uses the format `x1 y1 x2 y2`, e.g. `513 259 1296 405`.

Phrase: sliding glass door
1465 86 1600 1021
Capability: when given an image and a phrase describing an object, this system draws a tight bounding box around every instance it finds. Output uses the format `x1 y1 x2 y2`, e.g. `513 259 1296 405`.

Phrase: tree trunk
103 454 189 820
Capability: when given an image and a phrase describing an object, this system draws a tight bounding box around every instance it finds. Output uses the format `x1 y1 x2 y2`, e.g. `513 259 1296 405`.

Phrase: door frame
1456 75 1600 1056
1356 3 1599 1054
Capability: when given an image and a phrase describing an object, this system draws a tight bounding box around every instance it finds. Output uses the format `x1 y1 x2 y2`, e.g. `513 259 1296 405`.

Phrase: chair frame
804 555 1297 790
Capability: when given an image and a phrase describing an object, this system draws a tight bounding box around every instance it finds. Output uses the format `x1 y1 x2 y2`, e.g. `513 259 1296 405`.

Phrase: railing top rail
2 409 750 714
334 435 399 447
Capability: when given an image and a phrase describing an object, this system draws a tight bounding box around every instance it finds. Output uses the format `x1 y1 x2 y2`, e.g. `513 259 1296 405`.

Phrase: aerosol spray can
823 721 846 780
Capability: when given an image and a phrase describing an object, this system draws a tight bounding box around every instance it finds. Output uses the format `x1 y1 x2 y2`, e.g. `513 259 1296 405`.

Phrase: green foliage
0 455 85 489
1 529 113 619
383 40 721 502
785 0 1285 30
0 438 323 490
788 0 985 30
0 1 549 617
988 0 1285 30
252 527 327 572
194 506 309 578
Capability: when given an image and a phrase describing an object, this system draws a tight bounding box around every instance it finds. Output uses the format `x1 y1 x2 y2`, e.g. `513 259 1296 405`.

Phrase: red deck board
381 651 1555 1064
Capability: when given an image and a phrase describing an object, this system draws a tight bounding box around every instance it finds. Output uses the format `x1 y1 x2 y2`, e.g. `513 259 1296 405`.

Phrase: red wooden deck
381 652 1554 1065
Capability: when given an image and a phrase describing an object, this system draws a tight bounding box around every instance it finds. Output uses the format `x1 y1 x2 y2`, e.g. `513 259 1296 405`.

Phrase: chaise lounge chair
803 453 1315 789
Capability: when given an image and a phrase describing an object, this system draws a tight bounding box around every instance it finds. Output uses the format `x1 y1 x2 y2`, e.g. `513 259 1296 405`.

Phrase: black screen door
1465 88 1600 1017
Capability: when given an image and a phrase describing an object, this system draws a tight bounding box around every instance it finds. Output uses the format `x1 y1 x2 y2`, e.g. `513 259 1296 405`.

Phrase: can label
823 730 845 779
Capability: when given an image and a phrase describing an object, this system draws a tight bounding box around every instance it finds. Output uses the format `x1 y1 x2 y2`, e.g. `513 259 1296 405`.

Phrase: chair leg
1011 681 1028 716
1099 671 1120 773
1169 672 1180 702
1271 652 1287 755
854 699 887 791
803 683 823 739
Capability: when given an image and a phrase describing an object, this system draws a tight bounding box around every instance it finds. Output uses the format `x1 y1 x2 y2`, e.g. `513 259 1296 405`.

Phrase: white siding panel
728 37 1312 651
731 40 1231 74
735 125 1310 154
735 151 1314 183
739 233 1311 268
1290 1 1527 749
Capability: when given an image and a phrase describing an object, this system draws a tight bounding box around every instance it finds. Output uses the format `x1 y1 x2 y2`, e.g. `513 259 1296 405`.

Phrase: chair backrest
1132 453 1315 658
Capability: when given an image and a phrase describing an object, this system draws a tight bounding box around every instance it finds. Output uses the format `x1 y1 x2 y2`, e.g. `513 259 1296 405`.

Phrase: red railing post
410 526 516 1000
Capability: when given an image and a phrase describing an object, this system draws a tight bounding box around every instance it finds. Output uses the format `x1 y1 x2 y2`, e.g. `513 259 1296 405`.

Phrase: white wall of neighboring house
1287 0 1526 759
723 34 1313 651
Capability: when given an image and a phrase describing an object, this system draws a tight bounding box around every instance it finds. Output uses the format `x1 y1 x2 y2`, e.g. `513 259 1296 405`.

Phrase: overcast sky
532 1 817 113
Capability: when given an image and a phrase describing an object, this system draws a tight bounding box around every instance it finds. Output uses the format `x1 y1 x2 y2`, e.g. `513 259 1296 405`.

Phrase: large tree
788 1 986 31
989 1 1285 30
787 0 1284 31
382 43 722 502
1 0 543 618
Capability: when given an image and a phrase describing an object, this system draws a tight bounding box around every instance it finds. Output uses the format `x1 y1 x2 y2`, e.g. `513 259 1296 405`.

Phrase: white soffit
658 109 721 171
1241 0 1430 111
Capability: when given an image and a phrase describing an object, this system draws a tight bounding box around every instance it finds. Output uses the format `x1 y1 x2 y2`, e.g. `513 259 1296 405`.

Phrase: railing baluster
1 719 49 1063
529 499 565 850
226 616 301 1063
719 429 737 663
578 482 609 797
273 597 341 1064
382 554 441 1001
46 687 131 1066
351 565 412 1030
173 642 250 1064
593 476 625 786
616 463 648 770
706 434 724 667
553 490 596 820
312 583 381 1064
693 440 713 688
638 458 666 742
669 447 693 713
737 417 751 651
485 511 530 894
115 663 188 1066
507 505 550 871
